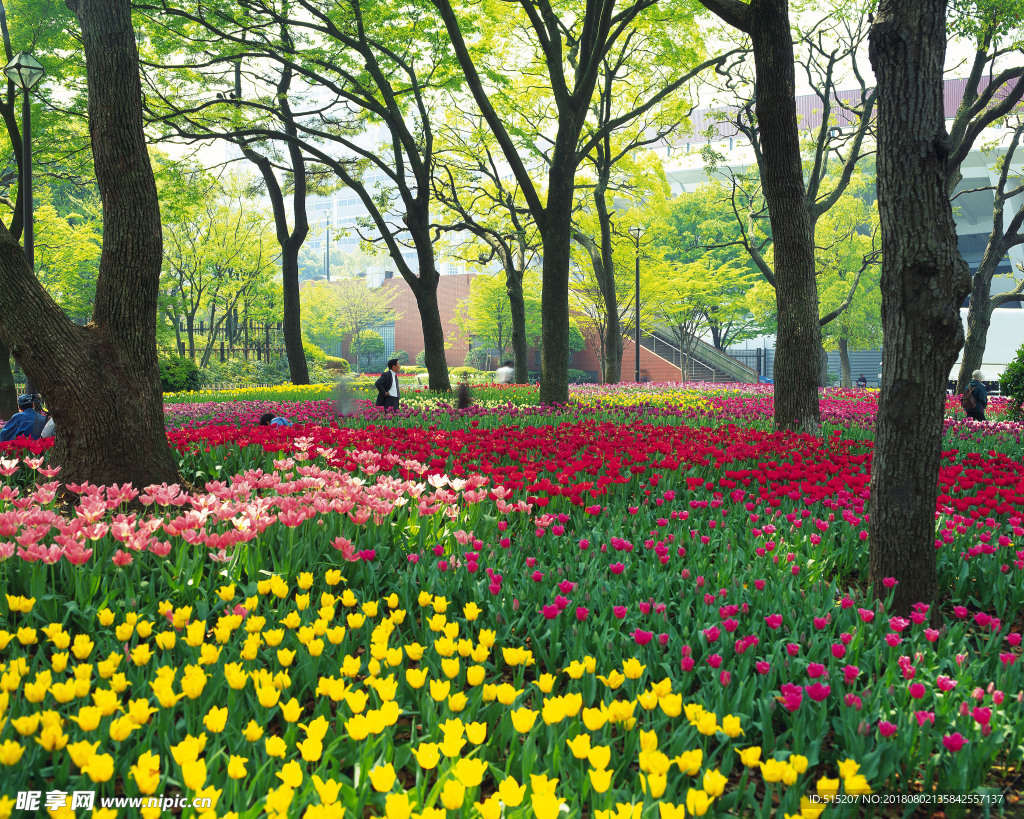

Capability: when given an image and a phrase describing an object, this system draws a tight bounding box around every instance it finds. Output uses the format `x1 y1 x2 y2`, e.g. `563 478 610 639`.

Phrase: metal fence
166 321 287 364
725 348 774 379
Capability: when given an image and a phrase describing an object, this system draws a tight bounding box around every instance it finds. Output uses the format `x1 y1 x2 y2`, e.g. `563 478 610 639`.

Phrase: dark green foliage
567 368 591 384
392 350 409 365
1001 343 1024 420
159 355 200 393
416 350 427 367
464 348 491 370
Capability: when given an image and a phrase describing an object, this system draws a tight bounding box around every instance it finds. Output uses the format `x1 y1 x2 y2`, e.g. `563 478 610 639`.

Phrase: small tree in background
352 330 386 372
300 278 398 365
1000 343 1024 421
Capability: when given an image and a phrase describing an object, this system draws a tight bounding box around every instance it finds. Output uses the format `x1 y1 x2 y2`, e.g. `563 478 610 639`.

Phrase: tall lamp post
4 52 46 271
4 52 45 397
629 225 643 383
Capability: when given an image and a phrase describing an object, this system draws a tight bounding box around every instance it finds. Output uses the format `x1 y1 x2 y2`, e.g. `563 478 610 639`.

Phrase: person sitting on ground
1 394 44 442
856 374 867 388
965 369 988 422
258 412 294 427
374 358 401 410
494 361 515 384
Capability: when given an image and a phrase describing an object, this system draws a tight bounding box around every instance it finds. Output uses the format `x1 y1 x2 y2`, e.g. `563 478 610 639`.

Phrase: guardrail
687 337 758 383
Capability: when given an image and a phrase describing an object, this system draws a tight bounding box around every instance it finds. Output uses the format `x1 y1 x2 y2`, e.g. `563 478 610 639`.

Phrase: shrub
450 366 479 379
401 366 427 375
1002 342 1024 420
392 349 410 365
416 350 427 367
303 340 328 363
323 355 351 374
567 368 591 384
464 348 491 370
160 356 200 393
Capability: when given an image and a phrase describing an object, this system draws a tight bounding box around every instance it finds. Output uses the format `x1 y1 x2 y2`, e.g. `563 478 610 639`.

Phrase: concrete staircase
637 331 758 384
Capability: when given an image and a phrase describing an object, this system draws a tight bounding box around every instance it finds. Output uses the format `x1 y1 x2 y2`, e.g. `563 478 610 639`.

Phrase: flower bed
0 387 1022 817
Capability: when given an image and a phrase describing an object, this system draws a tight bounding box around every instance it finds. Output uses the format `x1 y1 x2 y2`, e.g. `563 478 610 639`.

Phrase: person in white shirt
494 361 515 384
374 359 401 410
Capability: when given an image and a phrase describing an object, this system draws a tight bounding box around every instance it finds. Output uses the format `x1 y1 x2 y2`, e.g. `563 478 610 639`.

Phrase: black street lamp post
629 225 643 383
5 52 45 396
4 51 46 271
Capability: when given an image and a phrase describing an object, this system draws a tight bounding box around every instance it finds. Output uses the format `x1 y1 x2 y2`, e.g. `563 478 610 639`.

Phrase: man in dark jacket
966 369 988 422
0 394 44 442
374 359 401 410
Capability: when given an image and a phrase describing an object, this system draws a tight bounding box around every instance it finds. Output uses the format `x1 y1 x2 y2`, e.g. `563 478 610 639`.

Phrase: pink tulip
942 733 967 752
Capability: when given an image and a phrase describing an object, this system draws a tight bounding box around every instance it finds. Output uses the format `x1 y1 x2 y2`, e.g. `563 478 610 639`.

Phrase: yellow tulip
497 775 526 807
474 795 501 819
685 788 711 817
83 753 115 783
429 679 450 702
510 707 537 733
0 740 24 766
453 757 488 788
622 658 645 679
465 721 487 744
277 759 303 789
368 763 396 793
642 772 667 799
737 745 762 767
566 734 592 759
181 758 207 791
702 768 728 797
530 792 565 819
589 767 613 793
588 744 612 770
227 755 248 780
411 742 440 769
439 779 465 810
384 793 416 819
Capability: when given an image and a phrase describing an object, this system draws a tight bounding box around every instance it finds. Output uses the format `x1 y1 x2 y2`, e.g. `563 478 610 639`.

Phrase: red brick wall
576 339 682 383
385 274 473 367
383 273 681 382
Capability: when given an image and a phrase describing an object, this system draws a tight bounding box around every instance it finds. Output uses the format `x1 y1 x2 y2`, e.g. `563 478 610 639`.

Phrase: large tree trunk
593 176 623 385
0 341 14 419
868 0 972 615
0 0 179 488
414 281 451 392
280 238 308 384
186 313 196 360
505 264 529 384
749 1 822 431
538 160 576 405
838 337 851 387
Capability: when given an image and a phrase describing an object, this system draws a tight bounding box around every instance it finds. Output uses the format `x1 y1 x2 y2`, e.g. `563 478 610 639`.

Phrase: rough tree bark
838 337 851 388
868 0 972 614
699 0 822 431
0 343 14 419
0 0 179 487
